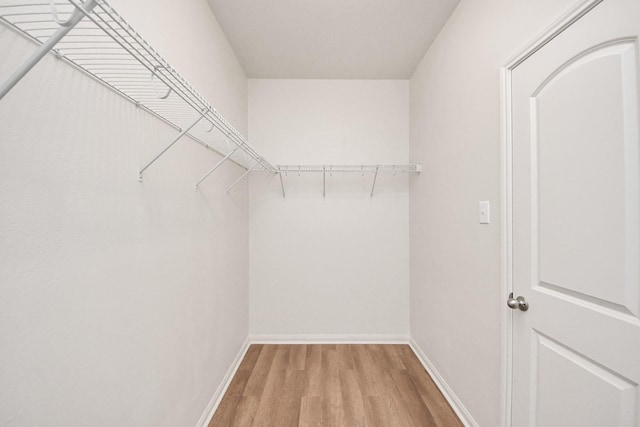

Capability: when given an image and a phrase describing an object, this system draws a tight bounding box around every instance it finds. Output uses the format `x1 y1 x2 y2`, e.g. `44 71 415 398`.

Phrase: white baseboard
409 338 479 427
249 334 410 344
196 337 250 427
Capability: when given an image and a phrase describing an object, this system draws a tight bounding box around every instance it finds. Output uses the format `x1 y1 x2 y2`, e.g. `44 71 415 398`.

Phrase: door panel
534 333 637 427
535 40 639 315
511 0 640 425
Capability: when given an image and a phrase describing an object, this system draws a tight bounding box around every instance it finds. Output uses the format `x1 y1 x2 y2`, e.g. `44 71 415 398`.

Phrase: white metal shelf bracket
138 110 207 181
323 166 326 198
194 145 241 190
279 172 286 198
226 161 259 194
0 0 98 100
370 166 379 198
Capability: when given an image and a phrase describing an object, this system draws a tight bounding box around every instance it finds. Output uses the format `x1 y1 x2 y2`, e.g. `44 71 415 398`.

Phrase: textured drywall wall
0 1 248 426
409 0 578 425
248 79 410 338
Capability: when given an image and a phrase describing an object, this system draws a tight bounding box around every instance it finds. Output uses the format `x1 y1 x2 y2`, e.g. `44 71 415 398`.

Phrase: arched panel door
511 0 640 425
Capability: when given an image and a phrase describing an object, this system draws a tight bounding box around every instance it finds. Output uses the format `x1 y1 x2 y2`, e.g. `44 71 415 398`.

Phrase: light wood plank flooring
210 344 463 426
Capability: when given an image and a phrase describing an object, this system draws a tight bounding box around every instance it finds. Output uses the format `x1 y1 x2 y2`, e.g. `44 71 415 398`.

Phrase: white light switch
479 201 490 224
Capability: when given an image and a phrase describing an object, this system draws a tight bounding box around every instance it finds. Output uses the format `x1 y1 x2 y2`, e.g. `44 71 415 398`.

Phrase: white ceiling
206 0 461 79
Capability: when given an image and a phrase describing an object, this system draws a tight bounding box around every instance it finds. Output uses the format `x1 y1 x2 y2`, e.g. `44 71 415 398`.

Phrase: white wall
249 80 410 339
0 1 248 426
409 0 578 426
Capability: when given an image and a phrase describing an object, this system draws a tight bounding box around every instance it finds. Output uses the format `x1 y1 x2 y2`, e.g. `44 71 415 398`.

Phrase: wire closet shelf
0 0 421 194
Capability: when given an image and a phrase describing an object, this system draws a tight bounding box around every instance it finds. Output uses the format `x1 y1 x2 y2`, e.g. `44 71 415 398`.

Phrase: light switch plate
479 201 490 224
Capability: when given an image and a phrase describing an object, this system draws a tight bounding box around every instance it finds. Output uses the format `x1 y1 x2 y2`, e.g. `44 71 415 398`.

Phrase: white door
510 0 640 425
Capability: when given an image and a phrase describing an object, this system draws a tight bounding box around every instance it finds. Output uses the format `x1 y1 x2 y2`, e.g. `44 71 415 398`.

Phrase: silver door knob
507 293 529 311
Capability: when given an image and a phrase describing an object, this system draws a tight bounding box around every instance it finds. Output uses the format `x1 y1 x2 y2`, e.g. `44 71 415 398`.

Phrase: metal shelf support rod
194 145 241 190
138 110 206 181
370 166 379 198
279 172 286 198
0 0 98 100
226 161 259 193
323 167 326 198
202 112 275 172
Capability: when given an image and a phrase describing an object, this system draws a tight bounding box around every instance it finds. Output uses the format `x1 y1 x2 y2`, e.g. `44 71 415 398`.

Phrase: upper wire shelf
0 0 275 177
0 0 421 195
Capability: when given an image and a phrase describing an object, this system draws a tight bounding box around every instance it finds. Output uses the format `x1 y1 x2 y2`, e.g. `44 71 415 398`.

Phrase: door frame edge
499 1 603 426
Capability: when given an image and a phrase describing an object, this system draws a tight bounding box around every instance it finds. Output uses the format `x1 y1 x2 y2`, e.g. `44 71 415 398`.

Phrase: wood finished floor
210 344 463 427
